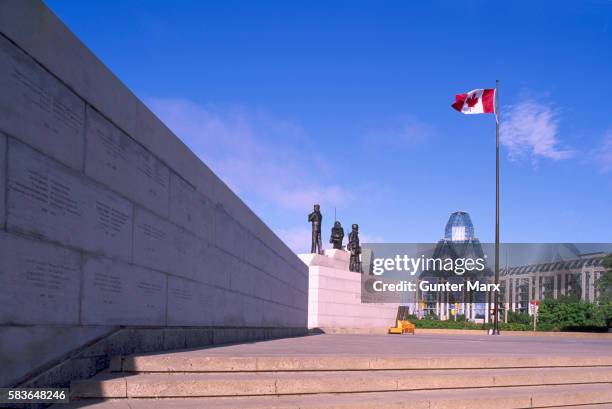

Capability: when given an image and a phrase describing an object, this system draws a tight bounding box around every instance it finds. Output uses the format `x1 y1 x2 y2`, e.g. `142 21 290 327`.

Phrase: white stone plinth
299 251 399 331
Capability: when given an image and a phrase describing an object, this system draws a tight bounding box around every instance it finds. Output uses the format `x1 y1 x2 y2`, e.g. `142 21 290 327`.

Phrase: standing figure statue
308 204 323 254
347 224 362 272
329 221 344 250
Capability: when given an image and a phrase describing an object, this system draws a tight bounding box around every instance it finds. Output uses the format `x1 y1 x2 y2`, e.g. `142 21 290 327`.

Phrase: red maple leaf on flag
450 89 495 114
466 93 479 108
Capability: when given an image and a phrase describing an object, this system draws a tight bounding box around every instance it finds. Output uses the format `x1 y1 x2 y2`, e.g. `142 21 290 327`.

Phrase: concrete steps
71 367 612 398
61 384 612 409
62 339 612 408
115 353 612 372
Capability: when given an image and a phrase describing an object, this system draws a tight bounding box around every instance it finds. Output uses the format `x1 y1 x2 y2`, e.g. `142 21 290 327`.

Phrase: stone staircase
62 353 612 408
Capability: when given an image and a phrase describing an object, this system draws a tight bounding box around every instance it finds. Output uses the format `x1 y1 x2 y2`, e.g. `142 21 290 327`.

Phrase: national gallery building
366 211 609 323
419 251 607 323
499 252 606 313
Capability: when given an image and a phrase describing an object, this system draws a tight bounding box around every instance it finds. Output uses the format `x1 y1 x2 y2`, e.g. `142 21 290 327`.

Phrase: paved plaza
136 332 612 358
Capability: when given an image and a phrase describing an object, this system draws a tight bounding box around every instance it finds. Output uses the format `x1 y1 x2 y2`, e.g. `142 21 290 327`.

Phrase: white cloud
146 97 395 253
597 130 612 173
146 97 352 211
500 99 574 162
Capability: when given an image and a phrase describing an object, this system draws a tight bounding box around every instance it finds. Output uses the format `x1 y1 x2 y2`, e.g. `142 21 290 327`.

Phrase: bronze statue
308 204 323 254
347 223 361 272
329 221 344 250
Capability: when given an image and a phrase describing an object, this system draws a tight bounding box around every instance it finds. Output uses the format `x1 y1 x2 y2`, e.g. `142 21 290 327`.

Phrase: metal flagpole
493 79 500 335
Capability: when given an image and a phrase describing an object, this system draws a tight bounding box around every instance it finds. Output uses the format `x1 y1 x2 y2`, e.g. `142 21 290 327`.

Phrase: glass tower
419 211 491 319
444 211 476 242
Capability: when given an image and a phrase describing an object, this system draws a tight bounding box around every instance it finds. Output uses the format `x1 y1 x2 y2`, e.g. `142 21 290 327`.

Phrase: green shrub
595 302 612 329
405 301 610 332
498 322 531 331
538 297 608 331
412 319 482 330
507 311 531 324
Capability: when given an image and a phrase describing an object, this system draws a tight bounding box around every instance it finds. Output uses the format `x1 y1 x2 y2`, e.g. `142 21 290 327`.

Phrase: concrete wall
0 0 308 387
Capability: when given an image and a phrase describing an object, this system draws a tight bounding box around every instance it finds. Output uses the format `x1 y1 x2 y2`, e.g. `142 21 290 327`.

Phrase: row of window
418 271 599 316
502 257 603 276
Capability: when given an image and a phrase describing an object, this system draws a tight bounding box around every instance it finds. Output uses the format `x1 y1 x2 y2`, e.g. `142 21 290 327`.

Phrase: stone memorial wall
0 0 308 387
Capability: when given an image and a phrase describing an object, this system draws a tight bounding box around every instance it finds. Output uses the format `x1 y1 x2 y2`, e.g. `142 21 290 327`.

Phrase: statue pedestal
298 250 399 333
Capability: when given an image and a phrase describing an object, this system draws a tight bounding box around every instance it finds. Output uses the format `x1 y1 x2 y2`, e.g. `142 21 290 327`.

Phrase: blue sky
47 0 612 252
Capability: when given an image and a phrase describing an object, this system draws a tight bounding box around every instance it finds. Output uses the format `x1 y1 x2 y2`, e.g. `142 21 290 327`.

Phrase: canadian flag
451 89 496 114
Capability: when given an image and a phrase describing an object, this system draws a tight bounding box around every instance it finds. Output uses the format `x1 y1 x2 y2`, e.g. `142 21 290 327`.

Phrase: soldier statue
329 221 344 250
347 223 362 272
308 204 323 254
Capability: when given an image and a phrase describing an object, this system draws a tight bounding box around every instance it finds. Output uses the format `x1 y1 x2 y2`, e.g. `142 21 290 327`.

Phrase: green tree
538 296 606 331
596 254 612 303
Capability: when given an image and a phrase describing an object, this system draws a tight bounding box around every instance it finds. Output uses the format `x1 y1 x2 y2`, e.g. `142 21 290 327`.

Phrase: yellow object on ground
388 320 415 335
